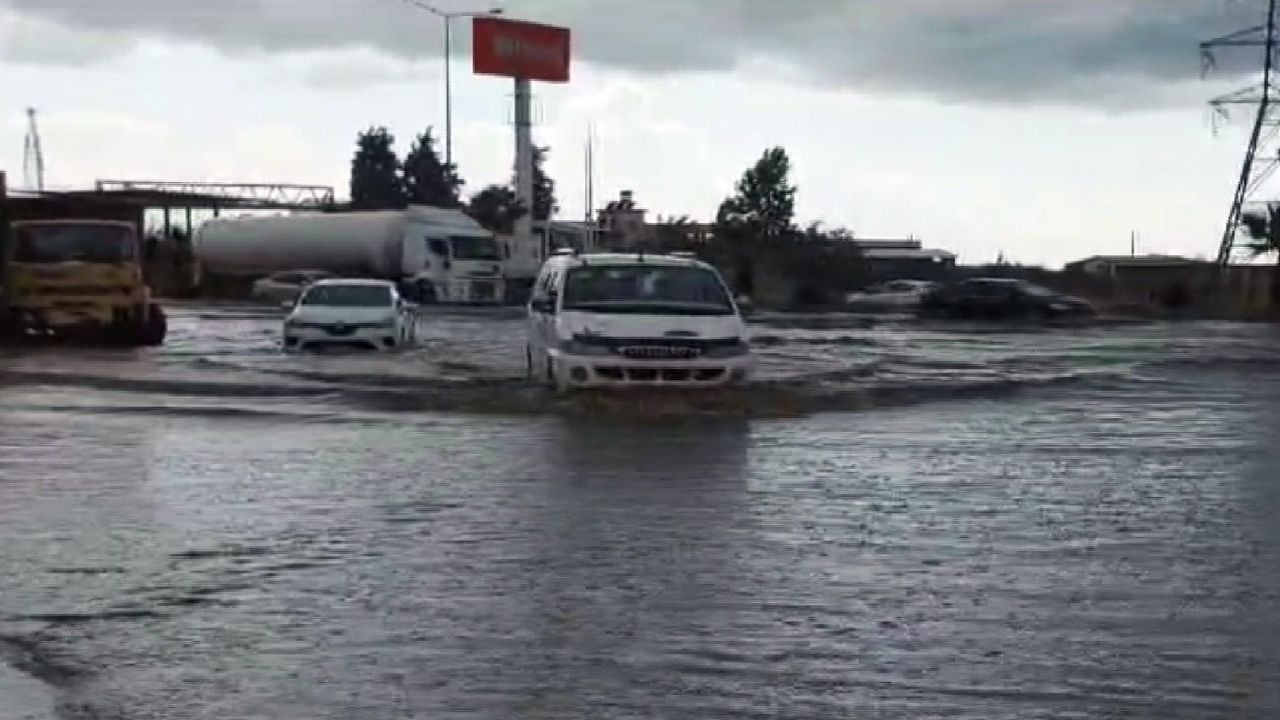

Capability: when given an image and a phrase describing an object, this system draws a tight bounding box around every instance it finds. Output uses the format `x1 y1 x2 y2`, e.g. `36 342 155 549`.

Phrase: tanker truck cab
414 230 503 304
1 219 166 346
526 252 751 391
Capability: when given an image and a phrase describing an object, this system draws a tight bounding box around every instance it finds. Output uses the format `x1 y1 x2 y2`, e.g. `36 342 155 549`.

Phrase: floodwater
1 304 1278 719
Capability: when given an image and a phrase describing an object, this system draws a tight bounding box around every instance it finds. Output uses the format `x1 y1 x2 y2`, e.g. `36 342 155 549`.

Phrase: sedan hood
290 306 396 324
1050 295 1093 308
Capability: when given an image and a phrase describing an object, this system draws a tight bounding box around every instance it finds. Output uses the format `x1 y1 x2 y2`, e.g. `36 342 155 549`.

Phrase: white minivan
526 252 752 390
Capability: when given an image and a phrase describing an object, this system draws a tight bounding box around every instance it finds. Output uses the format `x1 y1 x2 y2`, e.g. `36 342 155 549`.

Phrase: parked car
252 269 337 304
282 278 417 351
845 279 938 311
527 252 752 391
920 278 1095 320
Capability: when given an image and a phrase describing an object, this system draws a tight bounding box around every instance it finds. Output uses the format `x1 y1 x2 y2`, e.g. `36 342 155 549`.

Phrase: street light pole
443 15 453 169
400 1 502 171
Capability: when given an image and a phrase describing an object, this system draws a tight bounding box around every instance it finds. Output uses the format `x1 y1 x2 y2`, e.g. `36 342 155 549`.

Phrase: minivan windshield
562 265 734 315
451 235 500 261
299 284 392 308
12 224 135 263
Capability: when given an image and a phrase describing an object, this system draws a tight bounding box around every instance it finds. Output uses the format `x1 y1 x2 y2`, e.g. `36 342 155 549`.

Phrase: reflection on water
0 306 1278 718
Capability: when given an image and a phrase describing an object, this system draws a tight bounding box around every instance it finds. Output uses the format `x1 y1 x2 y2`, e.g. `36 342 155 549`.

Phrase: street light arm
397 0 445 17
396 0 502 18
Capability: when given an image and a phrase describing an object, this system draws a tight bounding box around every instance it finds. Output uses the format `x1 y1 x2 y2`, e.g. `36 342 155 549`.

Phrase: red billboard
472 17 570 83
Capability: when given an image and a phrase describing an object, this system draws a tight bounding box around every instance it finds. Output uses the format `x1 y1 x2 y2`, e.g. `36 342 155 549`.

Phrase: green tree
349 127 405 210
651 215 698 252
790 222 866 304
466 184 526 234
533 146 558 221
402 128 463 208
715 146 796 242
1239 202 1280 307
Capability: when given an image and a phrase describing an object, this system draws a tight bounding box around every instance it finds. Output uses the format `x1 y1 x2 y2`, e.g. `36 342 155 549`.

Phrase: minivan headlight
706 337 750 358
559 334 613 356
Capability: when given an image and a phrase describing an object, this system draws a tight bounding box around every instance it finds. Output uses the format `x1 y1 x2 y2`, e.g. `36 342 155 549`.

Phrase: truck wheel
415 280 437 304
137 304 167 346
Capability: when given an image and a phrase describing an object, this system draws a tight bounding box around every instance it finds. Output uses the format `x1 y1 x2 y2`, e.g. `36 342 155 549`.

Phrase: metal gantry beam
93 180 336 209
1203 0 1280 266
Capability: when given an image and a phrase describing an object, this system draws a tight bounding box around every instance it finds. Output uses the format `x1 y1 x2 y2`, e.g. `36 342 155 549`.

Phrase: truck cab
415 232 504 304
1 219 166 345
500 221 596 303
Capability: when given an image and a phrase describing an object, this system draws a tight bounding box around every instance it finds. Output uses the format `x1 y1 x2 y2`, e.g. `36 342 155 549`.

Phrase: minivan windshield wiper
562 300 734 316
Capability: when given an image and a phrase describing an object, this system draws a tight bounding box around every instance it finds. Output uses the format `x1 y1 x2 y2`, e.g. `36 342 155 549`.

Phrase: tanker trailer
193 206 504 304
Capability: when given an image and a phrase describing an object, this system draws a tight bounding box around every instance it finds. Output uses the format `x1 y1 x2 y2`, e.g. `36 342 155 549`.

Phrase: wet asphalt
1 305 1278 719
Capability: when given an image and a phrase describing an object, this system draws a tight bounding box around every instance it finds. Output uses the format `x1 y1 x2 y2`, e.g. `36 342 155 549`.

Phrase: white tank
193 206 485 279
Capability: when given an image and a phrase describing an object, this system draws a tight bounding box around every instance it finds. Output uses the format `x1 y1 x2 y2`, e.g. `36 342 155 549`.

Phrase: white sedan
282 278 417 351
845 279 939 311
252 269 337 304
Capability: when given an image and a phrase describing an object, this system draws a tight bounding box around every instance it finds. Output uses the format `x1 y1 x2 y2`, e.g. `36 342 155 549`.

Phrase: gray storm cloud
0 0 1266 104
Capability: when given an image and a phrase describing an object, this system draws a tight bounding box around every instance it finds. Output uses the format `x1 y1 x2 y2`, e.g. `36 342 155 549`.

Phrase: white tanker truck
193 206 505 304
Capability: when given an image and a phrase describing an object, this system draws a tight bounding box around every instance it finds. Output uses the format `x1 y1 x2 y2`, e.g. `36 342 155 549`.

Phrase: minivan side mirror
531 295 557 314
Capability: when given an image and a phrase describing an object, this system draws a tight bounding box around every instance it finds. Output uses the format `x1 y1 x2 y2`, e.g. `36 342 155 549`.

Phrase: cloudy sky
0 0 1269 266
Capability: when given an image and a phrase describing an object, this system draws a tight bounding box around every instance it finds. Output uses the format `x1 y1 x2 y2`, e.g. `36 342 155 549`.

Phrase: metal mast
22 108 44 192
1202 0 1280 266
584 123 595 223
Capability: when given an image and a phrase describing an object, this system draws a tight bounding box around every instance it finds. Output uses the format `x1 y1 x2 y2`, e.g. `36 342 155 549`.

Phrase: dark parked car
919 278 1095 320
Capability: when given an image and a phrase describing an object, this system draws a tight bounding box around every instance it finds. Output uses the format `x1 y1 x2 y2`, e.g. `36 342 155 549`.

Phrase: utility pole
584 123 595 224
23 108 44 192
1202 0 1279 266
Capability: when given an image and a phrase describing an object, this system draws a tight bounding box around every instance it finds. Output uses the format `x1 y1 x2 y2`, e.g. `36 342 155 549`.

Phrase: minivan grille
618 345 703 360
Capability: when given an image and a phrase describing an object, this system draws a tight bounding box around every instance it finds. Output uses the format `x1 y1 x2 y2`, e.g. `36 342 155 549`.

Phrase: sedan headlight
285 318 324 330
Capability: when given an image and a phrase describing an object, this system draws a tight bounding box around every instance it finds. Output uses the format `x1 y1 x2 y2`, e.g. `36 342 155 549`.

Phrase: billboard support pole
513 77 535 259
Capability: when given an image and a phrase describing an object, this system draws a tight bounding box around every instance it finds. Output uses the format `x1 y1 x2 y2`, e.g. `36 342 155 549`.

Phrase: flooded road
1 304 1279 718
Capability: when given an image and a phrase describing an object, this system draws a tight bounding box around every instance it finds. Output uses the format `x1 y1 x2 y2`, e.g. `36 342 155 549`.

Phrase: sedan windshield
12 224 135 263
300 285 392 308
562 265 733 315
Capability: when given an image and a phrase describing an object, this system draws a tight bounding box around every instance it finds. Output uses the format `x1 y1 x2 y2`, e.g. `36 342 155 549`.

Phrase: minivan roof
310 278 395 288
542 252 713 271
